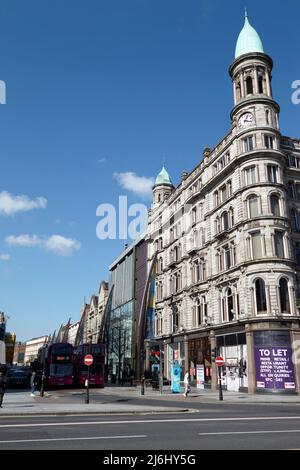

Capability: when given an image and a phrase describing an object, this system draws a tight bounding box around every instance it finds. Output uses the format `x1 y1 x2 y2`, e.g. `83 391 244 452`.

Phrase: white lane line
0 435 147 444
1 416 300 428
199 430 300 436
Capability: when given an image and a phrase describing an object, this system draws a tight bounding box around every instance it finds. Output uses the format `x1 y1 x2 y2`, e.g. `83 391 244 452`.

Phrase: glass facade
106 300 134 381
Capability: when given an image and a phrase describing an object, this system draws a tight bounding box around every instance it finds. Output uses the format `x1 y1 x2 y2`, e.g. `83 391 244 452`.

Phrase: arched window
270 194 281 217
222 211 229 231
236 81 241 100
279 278 290 313
227 288 234 321
172 304 179 332
229 207 234 227
246 76 253 95
291 209 299 231
255 278 267 313
258 75 264 94
248 195 259 218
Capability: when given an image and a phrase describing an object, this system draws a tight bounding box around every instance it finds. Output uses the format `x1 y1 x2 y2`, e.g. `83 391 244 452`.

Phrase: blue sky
0 0 299 341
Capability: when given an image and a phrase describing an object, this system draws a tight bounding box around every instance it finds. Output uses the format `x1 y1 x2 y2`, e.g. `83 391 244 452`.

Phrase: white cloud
98 158 106 163
0 254 10 261
5 234 41 247
0 191 47 216
5 234 81 257
44 235 81 257
114 172 154 199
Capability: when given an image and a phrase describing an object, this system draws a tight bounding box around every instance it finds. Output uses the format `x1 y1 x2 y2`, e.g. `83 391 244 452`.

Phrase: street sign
84 354 93 366
216 356 224 367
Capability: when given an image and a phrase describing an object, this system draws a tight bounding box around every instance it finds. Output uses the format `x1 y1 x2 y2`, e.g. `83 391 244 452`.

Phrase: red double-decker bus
37 342 74 388
73 343 105 387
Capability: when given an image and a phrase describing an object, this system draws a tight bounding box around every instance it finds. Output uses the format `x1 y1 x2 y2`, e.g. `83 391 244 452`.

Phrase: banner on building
145 277 156 340
196 364 205 389
255 347 296 390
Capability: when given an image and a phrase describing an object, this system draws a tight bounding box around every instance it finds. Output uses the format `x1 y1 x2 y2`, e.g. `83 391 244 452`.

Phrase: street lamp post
85 339 92 404
140 349 145 396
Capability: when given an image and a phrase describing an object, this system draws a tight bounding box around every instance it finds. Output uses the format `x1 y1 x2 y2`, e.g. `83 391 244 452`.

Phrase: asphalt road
1 405 300 450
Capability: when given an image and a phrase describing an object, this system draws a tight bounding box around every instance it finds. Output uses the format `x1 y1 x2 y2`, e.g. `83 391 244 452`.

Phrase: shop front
188 336 212 387
216 331 248 392
253 329 296 393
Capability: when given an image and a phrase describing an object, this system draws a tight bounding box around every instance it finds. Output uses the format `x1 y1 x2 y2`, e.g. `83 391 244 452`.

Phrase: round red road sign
216 356 224 367
84 354 93 366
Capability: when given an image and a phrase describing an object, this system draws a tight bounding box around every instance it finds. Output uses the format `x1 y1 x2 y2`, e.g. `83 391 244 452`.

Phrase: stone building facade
147 14 300 394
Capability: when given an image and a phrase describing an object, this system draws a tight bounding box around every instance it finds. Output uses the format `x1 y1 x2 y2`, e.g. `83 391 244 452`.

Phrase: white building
147 13 300 394
24 336 48 365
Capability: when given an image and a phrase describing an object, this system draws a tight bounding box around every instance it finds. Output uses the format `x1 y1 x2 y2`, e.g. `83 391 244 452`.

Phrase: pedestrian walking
183 371 190 397
0 371 7 408
30 371 37 397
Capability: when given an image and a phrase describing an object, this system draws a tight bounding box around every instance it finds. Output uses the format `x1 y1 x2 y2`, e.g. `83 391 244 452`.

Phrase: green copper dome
235 13 264 59
154 166 173 186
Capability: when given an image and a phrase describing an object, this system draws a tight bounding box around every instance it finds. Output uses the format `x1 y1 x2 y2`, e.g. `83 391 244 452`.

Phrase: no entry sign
84 354 93 366
216 356 224 367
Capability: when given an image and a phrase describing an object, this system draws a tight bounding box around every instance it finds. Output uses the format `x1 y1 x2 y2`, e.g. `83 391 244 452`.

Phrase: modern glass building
106 236 147 382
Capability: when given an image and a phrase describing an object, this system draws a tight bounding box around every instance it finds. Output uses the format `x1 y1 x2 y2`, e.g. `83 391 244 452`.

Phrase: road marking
0 435 147 444
199 430 300 436
1 416 300 428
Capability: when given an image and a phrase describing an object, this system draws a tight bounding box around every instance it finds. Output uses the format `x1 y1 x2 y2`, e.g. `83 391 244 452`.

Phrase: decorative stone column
233 81 237 105
240 71 246 98
245 323 256 394
254 67 259 94
163 341 168 379
266 71 271 97
210 330 217 391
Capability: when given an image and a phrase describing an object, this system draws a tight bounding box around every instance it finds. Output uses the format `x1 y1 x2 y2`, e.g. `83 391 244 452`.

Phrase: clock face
238 112 254 129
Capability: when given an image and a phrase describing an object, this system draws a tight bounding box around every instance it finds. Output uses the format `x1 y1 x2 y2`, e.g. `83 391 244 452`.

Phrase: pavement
0 385 299 417
0 391 189 416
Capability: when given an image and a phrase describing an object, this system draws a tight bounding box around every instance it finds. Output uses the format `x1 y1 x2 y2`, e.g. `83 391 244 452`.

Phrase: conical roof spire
235 11 264 59
154 166 173 187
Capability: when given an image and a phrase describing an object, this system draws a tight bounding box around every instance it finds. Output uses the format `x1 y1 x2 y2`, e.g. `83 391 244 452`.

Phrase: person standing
183 371 190 397
30 371 37 397
0 371 7 408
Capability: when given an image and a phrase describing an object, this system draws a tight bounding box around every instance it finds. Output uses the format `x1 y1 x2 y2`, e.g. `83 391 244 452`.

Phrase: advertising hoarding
255 347 296 390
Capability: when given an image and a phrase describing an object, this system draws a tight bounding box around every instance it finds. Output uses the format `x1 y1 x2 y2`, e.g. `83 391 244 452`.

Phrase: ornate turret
152 166 174 207
229 11 280 133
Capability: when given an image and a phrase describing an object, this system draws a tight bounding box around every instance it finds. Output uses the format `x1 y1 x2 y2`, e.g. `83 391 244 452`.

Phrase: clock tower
229 11 280 136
